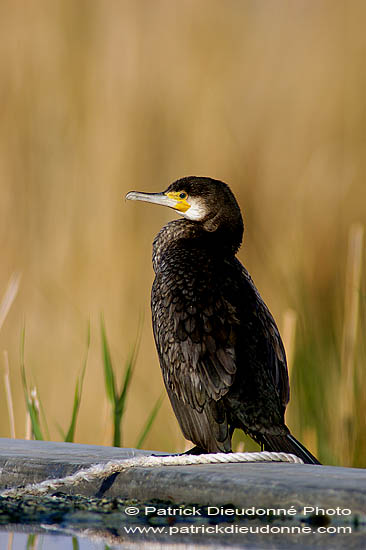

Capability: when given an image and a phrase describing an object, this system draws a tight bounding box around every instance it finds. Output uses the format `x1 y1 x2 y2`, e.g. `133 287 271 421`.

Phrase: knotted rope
0 451 303 498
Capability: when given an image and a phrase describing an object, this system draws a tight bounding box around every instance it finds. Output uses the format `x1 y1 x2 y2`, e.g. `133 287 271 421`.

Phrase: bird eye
179 192 187 199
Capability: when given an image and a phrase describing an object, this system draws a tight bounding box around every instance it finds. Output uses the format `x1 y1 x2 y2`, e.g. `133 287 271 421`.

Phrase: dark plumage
126 176 320 464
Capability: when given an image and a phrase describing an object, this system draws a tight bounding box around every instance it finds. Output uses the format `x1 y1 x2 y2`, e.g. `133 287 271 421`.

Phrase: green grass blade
64 322 90 442
56 422 66 440
35 386 50 440
116 320 143 413
135 393 164 449
28 394 44 441
112 357 133 447
64 378 82 443
100 314 116 405
100 317 142 447
113 327 142 447
26 534 38 550
116 352 134 413
20 326 43 441
131 312 144 366
112 411 122 447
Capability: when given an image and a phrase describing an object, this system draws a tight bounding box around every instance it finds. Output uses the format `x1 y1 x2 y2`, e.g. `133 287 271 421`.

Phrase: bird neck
152 218 244 272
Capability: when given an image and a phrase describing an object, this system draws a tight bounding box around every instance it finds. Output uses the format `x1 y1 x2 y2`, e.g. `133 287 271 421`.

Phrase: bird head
126 176 243 235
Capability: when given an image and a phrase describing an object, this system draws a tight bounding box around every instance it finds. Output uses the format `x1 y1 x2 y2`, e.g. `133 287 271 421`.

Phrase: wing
233 258 290 410
151 258 239 452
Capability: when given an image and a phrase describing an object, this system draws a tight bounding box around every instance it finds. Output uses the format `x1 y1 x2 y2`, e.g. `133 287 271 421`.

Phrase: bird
126 176 320 464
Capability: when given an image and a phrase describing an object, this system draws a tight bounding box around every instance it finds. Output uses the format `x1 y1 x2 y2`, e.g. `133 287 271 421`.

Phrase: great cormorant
126 176 320 464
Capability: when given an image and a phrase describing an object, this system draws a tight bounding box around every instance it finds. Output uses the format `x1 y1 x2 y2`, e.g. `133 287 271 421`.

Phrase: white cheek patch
181 198 207 221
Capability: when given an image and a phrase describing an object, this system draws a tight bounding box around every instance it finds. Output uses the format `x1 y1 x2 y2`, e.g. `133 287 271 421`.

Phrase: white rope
0 451 303 498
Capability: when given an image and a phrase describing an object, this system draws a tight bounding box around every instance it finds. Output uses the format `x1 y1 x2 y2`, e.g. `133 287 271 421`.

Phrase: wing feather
152 260 238 450
233 258 290 408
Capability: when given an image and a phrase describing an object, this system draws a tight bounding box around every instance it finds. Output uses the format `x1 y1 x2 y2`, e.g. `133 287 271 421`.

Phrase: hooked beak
125 191 178 209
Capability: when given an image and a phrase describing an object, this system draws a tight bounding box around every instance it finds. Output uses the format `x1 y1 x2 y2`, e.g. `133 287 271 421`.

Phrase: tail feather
261 433 321 465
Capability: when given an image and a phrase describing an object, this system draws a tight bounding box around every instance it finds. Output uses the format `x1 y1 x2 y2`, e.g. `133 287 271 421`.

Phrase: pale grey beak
125 191 177 208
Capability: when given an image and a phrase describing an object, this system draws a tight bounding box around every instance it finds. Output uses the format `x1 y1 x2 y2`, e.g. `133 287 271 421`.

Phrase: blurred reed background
0 0 365 467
